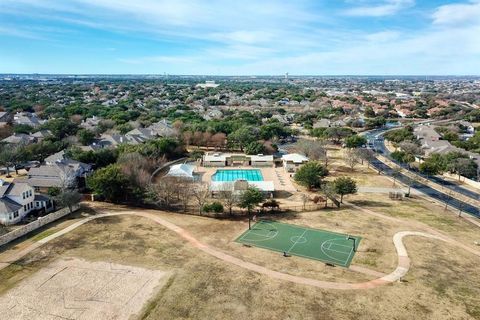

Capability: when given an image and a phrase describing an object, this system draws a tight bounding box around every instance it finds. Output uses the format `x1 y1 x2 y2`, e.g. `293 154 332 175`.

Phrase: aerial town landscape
1 1 480 320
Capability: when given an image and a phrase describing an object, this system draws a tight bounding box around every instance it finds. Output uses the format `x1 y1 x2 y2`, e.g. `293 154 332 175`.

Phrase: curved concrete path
1 209 480 290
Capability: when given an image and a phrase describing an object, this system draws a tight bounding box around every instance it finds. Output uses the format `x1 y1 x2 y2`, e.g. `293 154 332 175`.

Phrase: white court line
239 221 279 242
287 229 308 253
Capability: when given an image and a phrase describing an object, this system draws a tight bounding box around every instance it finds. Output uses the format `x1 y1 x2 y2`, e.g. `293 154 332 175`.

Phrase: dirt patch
0 258 168 320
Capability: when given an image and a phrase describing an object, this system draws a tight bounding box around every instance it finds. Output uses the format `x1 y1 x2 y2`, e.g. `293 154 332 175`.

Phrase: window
29 190 32 197
23 205 26 211
22 192 25 199
36 201 40 207
14 211 19 218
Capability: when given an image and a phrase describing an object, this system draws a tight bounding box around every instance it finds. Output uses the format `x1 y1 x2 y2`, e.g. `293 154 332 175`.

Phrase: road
365 129 480 202
362 128 480 219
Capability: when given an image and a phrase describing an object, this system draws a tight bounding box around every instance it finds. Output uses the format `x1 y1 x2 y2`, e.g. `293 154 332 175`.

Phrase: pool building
202 153 274 167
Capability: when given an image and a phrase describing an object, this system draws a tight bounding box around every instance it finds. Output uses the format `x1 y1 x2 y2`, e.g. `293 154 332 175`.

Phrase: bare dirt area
0 258 167 320
0 200 479 319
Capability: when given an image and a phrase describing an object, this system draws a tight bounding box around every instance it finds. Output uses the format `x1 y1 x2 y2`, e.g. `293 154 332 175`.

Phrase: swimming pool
212 169 263 182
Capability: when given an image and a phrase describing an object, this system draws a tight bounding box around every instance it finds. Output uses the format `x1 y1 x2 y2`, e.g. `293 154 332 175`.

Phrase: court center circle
290 236 307 244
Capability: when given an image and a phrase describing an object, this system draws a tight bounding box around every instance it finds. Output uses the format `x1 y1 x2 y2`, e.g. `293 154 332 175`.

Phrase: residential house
80 116 102 131
1 133 36 145
30 130 52 142
414 125 441 142
13 112 44 128
24 150 92 192
0 111 11 126
0 180 53 225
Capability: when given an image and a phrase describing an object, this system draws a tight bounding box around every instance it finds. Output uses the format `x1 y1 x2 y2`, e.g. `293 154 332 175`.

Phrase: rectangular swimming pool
212 169 263 182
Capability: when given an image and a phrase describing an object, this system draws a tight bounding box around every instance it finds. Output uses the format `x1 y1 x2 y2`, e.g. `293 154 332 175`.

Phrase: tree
228 127 257 151
87 164 129 202
355 148 375 168
344 148 361 171
238 187 264 222
333 177 357 204
452 157 478 180
419 153 446 176
43 118 78 140
55 189 82 213
345 135 367 149
77 129 96 145
296 139 328 165
321 182 339 208
326 127 354 144
245 141 265 155
294 161 329 190
391 167 402 187
192 182 210 214
218 190 237 215
262 199 280 212
0 143 23 176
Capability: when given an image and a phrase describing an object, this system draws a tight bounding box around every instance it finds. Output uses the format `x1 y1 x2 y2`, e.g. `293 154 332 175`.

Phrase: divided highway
363 129 480 219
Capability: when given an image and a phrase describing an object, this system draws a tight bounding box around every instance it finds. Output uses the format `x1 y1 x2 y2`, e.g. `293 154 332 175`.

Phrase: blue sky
0 0 479 75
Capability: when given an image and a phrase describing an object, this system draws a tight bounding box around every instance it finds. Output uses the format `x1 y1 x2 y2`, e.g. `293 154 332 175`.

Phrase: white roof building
166 164 196 179
281 153 309 163
209 180 274 193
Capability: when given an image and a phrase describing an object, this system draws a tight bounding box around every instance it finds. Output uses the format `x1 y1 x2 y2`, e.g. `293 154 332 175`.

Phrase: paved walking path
1 207 479 290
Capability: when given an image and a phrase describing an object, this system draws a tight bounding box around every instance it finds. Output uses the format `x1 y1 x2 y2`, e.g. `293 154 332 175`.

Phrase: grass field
236 220 361 267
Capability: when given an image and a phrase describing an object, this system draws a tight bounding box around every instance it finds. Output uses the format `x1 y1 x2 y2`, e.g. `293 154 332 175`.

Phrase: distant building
196 81 219 88
1 133 36 145
13 112 45 128
80 116 102 131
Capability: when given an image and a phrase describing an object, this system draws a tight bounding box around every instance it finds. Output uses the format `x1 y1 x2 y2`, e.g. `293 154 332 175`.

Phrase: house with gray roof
0 179 52 225
13 112 45 128
24 150 92 192
0 111 11 126
1 133 36 145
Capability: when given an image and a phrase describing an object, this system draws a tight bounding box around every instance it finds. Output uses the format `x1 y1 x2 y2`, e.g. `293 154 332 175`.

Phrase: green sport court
236 220 361 267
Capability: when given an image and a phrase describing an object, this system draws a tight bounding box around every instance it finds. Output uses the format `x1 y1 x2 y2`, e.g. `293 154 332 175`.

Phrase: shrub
203 201 224 213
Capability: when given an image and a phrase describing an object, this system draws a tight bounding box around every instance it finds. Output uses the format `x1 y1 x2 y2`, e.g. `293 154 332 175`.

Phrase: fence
0 204 80 247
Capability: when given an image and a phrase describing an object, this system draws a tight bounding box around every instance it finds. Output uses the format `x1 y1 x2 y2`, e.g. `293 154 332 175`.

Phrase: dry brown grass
0 200 479 319
1 148 480 319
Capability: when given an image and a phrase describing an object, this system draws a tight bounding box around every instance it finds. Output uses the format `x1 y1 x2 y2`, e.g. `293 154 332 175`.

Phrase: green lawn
236 220 361 267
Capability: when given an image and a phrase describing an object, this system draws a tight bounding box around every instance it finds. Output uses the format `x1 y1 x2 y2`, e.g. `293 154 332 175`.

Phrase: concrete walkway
1 207 479 290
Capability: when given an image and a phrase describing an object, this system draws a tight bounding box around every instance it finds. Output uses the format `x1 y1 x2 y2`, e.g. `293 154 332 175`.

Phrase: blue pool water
212 169 263 182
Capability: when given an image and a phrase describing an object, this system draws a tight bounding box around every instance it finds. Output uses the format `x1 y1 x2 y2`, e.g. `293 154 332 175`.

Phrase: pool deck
197 166 297 193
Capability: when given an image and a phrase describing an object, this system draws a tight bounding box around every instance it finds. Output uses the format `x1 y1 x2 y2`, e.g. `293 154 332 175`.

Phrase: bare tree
152 176 178 207
176 178 194 213
218 190 237 215
321 182 339 208
344 148 360 171
191 182 210 214
354 148 375 168
391 167 402 187
296 139 329 167
301 193 309 210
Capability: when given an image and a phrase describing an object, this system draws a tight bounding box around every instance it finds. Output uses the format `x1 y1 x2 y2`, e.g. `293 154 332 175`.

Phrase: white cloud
344 0 414 17
432 0 480 26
